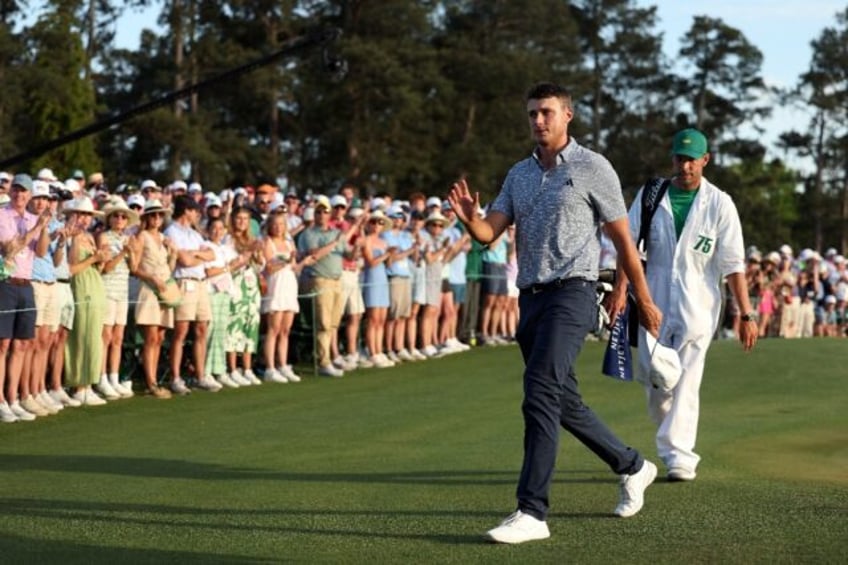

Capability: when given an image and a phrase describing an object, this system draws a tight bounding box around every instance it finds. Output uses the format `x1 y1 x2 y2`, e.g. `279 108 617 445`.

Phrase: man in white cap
612 128 757 483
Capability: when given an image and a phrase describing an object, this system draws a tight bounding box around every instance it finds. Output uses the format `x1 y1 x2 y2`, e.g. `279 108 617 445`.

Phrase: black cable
0 27 342 170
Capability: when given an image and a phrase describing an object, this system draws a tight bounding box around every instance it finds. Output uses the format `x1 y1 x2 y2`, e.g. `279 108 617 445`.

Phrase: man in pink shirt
0 174 51 423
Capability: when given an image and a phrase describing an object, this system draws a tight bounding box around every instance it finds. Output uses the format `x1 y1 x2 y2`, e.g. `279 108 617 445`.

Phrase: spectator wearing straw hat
95 198 140 399
132 199 177 398
417 210 450 357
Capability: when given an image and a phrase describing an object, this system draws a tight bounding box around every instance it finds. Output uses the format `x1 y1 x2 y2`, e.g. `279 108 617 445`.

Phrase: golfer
448 82 662 545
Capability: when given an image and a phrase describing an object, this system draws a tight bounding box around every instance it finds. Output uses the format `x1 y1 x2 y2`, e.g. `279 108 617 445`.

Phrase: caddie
609 128 758 482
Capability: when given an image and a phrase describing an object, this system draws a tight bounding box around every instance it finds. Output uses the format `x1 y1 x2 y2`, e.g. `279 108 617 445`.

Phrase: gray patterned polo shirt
490 138 627 289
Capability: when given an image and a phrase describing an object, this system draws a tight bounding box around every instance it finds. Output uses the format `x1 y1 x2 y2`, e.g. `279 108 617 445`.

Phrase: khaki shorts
103 296 130 326
340 270 365 316
388 277 412 319
174 278 212 322
33 281 60 330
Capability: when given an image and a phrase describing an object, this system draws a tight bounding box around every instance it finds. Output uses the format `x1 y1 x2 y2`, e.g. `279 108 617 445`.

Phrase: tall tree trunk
84 0 96 80
812 112 825 251
268 15 279 175
171 0 185 178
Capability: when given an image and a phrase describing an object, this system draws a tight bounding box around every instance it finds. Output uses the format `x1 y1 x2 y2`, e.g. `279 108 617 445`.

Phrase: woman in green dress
63 198 110 406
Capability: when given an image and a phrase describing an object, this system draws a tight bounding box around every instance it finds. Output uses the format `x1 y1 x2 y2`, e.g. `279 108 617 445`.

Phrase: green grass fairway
1 338 845 563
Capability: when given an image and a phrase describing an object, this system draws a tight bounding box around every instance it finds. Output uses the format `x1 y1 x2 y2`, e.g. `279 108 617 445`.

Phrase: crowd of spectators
0 169 520 423
743 245 847 338
0 168 843 424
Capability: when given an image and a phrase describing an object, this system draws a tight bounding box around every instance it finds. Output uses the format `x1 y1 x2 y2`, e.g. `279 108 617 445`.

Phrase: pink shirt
0 207 38 279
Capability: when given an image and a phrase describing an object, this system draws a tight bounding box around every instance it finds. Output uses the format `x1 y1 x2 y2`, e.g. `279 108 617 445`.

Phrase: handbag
156 278 183 308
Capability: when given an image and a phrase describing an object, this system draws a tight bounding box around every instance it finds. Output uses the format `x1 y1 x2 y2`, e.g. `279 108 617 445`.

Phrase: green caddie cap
671 128 708 159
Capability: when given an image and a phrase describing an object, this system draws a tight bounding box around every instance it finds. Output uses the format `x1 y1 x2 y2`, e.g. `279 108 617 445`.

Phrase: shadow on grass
1 453 610 486
0 497 492 546
0 497 609 548
0 530 276 564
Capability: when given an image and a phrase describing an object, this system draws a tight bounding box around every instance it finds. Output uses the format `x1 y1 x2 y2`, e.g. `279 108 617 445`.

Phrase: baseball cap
11 173 33 191
140 179 160 191
36 168 56 181
171 180 188 192
330 194 348 208
127 194 146 209
314 195 331 211
426 196 441 208
188 182 203 193
205 194 222 209
640 332 682 393
671 128 708 159
31 180 51 198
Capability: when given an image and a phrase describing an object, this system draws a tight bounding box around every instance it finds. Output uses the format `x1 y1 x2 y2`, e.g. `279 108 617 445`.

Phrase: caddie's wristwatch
740 312 758 322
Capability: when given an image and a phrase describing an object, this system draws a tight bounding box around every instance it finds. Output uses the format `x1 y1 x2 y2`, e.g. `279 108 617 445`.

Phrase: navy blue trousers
515 279 642 520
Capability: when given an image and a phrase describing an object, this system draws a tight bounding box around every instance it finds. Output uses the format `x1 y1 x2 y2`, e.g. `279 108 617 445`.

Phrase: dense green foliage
1 1 847 250
0 340 845 562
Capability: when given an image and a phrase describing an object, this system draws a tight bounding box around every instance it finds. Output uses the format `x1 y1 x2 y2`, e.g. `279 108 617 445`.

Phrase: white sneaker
170 378 192 396
332 356 346 369
110 377 134 398
95 378 121 400
410 348 427 361
231 370 252 386
614 460 658 517
50 388 81 407
386 351 400 363
73 388 106 407
217 373 240 388
9 401 37 421
264 367 289 384
357 356 374 369
485 510 550 544
196 376 223 391
38 390 64 413
318 364 344 378
20 395 49 417
281 365 301 383
422 344 439 357
397 348 414 362
338 358 357 371
0 401 18 423
244 369 262 385
447 337 470 351
371 354 394 368
667 467 697 482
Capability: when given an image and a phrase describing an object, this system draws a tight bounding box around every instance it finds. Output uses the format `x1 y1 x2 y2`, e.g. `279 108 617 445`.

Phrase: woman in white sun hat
62 197 111 406
94 198 140 399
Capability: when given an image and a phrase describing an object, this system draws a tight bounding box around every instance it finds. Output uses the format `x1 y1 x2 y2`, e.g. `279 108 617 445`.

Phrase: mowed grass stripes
0 339 845 563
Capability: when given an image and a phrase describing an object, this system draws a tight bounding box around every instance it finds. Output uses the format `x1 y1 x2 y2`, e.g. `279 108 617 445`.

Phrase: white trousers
645 337 709 473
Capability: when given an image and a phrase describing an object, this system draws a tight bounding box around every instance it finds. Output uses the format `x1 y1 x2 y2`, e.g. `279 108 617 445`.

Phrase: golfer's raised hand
447 179 479 225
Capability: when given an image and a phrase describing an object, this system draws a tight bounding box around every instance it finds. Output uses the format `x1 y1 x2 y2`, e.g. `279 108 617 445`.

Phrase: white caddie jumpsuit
628 176 746 473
